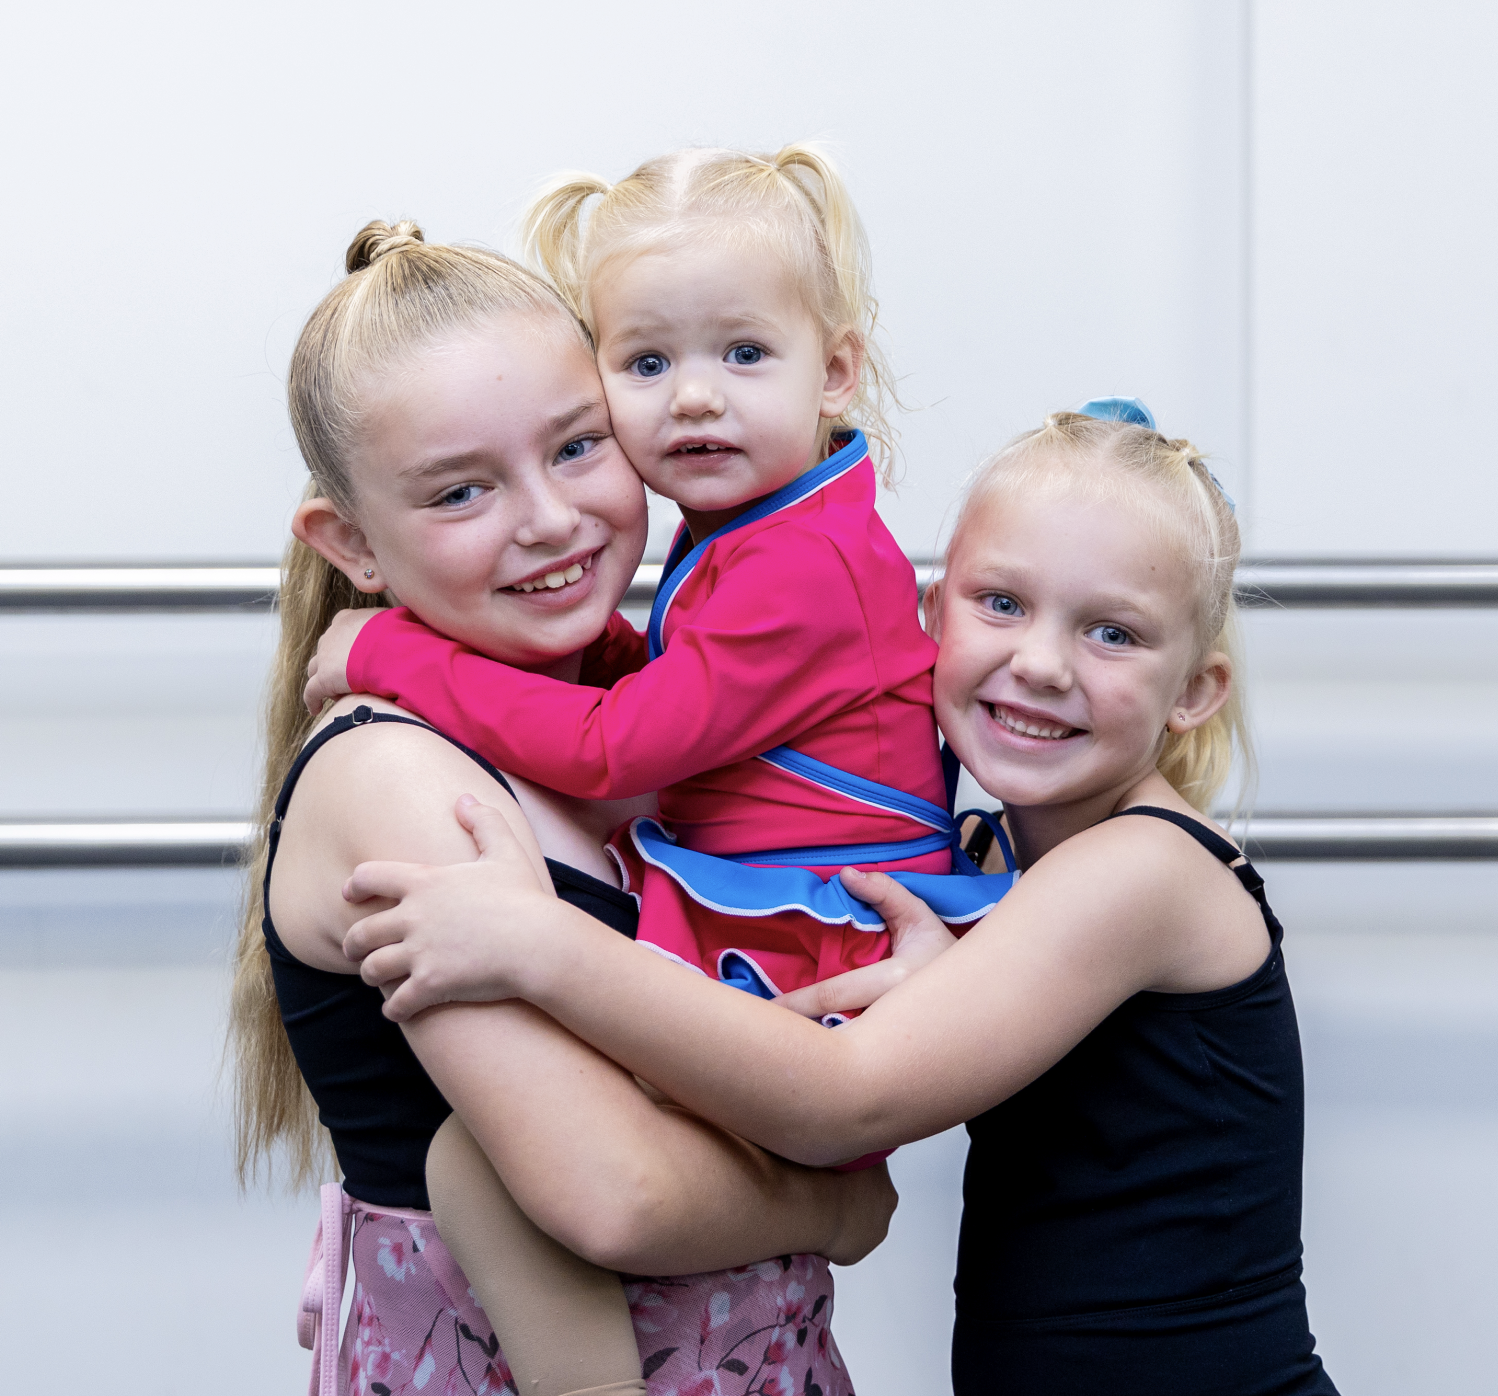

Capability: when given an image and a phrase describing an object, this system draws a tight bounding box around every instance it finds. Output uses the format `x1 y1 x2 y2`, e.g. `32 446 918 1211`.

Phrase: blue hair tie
1073 396 1235 513
1075 396 1157 430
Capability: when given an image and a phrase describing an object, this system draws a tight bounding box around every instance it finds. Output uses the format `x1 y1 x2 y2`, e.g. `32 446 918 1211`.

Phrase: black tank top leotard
953 806 1337 1395
261 706 639 1211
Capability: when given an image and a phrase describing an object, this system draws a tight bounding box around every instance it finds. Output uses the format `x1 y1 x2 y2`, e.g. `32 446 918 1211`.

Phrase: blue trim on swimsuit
647 431 870 661
630 817 1017 932
756 744 952 834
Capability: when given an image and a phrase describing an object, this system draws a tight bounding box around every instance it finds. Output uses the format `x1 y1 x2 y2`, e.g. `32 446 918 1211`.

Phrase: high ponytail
230 219 584 1190
345 219 425 273
519 142 901 483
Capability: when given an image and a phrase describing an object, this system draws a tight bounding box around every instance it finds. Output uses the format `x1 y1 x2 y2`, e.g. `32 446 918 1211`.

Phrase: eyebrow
396 398 606 483
544 398 606 435
605 311 784 343
398 452 485 484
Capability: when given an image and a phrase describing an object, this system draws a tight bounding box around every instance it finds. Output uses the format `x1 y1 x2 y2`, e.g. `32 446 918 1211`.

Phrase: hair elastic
1074 396 1236 513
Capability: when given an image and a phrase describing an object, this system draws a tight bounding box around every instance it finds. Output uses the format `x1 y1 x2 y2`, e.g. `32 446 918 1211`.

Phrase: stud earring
363 568 375 580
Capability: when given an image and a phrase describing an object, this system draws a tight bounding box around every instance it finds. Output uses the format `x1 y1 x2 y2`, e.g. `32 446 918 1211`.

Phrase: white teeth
993 705 1072 740
511 554 595 592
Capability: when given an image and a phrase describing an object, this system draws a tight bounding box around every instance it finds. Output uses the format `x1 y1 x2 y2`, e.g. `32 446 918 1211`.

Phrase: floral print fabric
329 1203 855 1396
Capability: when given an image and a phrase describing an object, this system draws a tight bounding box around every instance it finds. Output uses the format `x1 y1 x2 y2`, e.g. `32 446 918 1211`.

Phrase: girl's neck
1002 769 1171 869
680 499 760 545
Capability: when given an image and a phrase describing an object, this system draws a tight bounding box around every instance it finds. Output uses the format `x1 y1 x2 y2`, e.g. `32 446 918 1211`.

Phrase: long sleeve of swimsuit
345 526 887 800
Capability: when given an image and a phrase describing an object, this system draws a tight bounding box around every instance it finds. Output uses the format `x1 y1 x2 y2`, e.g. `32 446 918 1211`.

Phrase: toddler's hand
304 607 386 713
342 796 551 1021
775 867 957 1020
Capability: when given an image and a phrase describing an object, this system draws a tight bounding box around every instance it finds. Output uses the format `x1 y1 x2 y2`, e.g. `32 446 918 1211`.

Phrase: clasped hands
343 797 958 1023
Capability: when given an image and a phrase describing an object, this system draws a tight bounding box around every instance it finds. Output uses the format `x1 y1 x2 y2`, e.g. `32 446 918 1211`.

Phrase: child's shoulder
716 516 924 640
721 492 914 586
1025 794 1254 937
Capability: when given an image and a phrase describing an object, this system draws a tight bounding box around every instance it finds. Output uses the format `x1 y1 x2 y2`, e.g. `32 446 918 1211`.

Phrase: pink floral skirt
299 1183 855 1396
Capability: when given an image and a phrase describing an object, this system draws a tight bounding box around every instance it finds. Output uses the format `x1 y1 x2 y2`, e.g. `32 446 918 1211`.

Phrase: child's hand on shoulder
341 796 553 1021
304 607 386 713
775 868 957 1020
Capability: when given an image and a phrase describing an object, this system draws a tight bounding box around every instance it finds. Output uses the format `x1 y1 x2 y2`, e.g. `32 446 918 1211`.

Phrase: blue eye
437 484 483 508
556 436 597 464
728 344 764 365
631 354 668 378
1087 624 1132 647
984 594 1023 617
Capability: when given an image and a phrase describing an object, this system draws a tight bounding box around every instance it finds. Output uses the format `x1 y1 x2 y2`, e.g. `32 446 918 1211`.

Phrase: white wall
2 8 1495 1394
1251 1 1498 553
8 2 1486 564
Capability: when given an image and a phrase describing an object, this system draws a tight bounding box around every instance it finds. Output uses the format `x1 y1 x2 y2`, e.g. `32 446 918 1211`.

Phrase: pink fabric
608 823 947 992
345 457 943 857
298 1184 855 1396
346 455 944 998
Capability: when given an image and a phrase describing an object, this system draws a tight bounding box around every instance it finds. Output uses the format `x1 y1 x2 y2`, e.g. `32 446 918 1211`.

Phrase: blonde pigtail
766 142 900 484
520 142 903 484
521 172 613 324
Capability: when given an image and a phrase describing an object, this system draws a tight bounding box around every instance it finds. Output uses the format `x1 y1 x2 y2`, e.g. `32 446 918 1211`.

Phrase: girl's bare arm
270 704 894 1272
348 798 1260 1166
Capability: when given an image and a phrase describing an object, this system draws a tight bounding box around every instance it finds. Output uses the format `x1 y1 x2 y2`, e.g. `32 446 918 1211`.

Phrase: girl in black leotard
229 222 893 1396
340 403 1339 1394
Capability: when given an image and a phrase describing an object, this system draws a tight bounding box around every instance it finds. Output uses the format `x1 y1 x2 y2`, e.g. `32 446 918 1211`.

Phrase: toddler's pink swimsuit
347 432 1014 1002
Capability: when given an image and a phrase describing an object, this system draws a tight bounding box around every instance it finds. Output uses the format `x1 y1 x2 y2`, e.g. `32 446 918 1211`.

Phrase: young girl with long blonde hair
303 145 1014 1390
231 221 897 1396
343 404 1340 1395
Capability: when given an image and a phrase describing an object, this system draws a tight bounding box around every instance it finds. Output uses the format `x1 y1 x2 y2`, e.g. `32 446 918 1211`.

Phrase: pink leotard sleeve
344 528 884 799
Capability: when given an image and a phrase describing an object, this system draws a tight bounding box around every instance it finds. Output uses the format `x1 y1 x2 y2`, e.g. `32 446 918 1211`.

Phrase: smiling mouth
669 442 739 458
509 552 595 594
986 703 1082 741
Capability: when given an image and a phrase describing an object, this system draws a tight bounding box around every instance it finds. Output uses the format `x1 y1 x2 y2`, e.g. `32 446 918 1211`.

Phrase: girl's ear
1166 651 1232 734
293 498 385 594
819 329 863 420
922 577 944 641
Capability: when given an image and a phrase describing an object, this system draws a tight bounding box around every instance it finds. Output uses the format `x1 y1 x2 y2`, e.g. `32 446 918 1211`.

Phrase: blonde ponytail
230 220 583 1189
229 525 390 1188
520 142 901 482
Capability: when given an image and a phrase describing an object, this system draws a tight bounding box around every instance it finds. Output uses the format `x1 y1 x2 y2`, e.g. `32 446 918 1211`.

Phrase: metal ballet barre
3 559 1498 611
1 814 1496 868
2 558 1494 864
